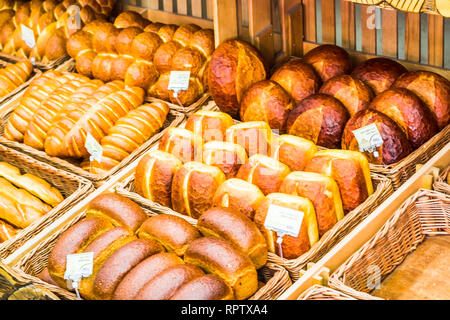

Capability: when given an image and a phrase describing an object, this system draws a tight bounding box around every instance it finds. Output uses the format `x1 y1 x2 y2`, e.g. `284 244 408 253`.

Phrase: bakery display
0 60 33 99
271 135 318 171
185 110 233 143
226 121 273 157
158 127 202 163
202 141 247 179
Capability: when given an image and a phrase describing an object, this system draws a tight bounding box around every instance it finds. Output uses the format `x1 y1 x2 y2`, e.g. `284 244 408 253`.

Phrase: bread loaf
170 274 234 300
0 219 18 243
0 60 33 98
185 110 234 143
158 127 203 163
226 121 273 157
37 267 58 287
271 135 318 171
302 44 351 82
202 141 248 179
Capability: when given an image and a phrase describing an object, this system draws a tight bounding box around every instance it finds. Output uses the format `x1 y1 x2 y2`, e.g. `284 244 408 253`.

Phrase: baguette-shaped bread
202 141 248 179
0 162 64 207
197 207 268 269
0 219 18 243
134 150 183 208
158 127 203 163
185 110 234 143
138 214 201 256
0 60 33 98
226 121 273 157
271 135 318 171
184 236 258 300
170 274 234 300
0 192 44 229
113 252 184 300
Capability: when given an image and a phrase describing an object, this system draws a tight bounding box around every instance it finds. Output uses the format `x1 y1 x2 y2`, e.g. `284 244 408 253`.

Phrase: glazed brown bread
184 236 258 300
271 135 318 171
170 274 234 300
134 150 182 208
286 94 350 148
240 80 293 132
392 70 450 130
237 154 291 195
0 60 33 98
270 58 321 103
342 109 413 165
226 121 273 157
208 39 266 117
171 162 226 219
185 110 234 143
138 214 201 256
158 127 203 163
369 88 438 149
197 207 268 269
0 219 18 243
212 178 265 220
202 141 248 179
351 58 407 95
280 172 344 237
302 44 351 82
253 193 319 260
37 267 58 287
319 75 374 116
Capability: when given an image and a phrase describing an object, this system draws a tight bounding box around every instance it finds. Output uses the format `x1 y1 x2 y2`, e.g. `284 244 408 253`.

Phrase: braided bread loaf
67 10 214 106
0 60 33 98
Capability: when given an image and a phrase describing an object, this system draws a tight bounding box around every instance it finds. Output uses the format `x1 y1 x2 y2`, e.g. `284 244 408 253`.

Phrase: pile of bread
67 10 214 106
134 109 374 261
209 40 450 165
0 162 64 243
4 70 169 174
0 0 114 63
39 193 269 300
0 60 33 98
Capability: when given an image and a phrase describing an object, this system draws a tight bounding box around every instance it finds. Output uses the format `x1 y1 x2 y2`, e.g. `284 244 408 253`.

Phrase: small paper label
67 5 81 32
352 123 383 158
85 133 103 162
168 71 191 95
64 252 94 282
21 25 35 48
264 204 304 238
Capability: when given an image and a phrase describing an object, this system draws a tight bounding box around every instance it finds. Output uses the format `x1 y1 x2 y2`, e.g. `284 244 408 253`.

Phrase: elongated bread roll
170 274 234 300
0 219 18 243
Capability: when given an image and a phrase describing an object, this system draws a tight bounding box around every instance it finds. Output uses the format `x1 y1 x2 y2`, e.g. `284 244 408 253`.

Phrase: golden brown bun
202 141 247 179
75 50 97 77
271 135 318 171
88 21 116 53
148 73 204 106
113 252 184 300
171 47 205 76
158 127 203 163
138 214 201 256
173 24 201 46
144 22 164 33
226 121 273 157
342 109 412 165
134 264 205 300
115 27 143 55
171 162 226 219
270 58 322 103
86 193 148 233
236 154 291 196
66 30 92 58
351 58 408 95
319 75 374 116
124 60 159 90
157 24 178 42
305 150 374 212
170 274 234 300
212 178 265 220
153 40 182 74
369 88 438 149
286 93 350 148
92 238 164 300
131 32 162 61
254 193 319 259
197 207 268 269
209 39 266 117
91 53 115 82
240 80 294 132
303 44 351 82
185 110 234 143
392 70 450 130
0 219 18 243
114 11 149 29
189 29 214 57
185 236 258 300
135 150 183 208
110 54 134 80
48 218 113 288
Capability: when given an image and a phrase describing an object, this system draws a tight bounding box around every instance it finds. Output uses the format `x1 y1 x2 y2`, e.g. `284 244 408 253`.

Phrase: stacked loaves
0 161 64 243
66 10 214 106
40 193 268 300
3 70 169 174
209 41 450 165
133 109 374 260
0 60 33 98
0 0 114 63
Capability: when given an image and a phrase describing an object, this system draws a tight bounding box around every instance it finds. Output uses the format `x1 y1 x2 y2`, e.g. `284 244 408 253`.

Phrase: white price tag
67 5 81 32
21 25 35 48
352 123 383 158
264 204 304 238
64 252 94 282
85 133 103 162
168 71 191 97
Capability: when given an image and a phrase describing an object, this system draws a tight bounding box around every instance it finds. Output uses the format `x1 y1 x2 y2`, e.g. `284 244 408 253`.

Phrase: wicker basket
0 98 185 186
297 285 357 300
0 144 93 260
433 166 450 195
12 192 292 301
329 189 450 300
146 93 211 115
0 52 70 71
116 171 393 281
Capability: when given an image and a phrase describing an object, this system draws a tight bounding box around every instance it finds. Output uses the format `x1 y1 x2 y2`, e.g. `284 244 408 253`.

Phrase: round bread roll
184 236 258 300
270 58 321 103
212 178 265 220
271 135 318 171
157 24 178 42
149 73 204 106
91 53 114 82
240 80 294 132
153 41 182 74
202 141 248 179
75 50 97 77
130 32 162 61
145 22 164 33
351 57 408 95
319 75 374 116
286 94 350 148
237 154 291 195
189 29 215 57
369 88 438 149
226 121 273 157
171 47 205 77
209 39 266 117
113 252 184 300
114 11 149 29
158 127 203 163
171 162 226 219
342 109 412 165
138 214 201 256
124 60 159 90
110 55 134 80
185 110 234 143
392 70 450 130
253 193 319 260
88 21 116 53
197 207 268 269
115 27 143 55
135 150 183 208
173 24 201 46
302 44 351 82
66 30 92 58
170 274 234 300
134 264 205 300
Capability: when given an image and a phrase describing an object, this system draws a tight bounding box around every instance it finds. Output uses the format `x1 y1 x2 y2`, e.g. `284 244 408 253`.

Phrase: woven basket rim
297 284 357 300
0 53 71 71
